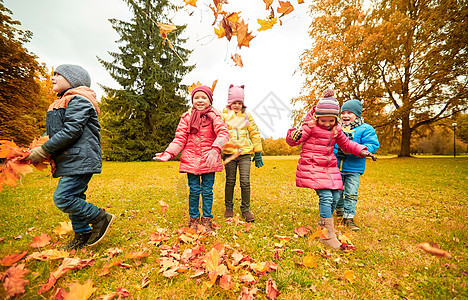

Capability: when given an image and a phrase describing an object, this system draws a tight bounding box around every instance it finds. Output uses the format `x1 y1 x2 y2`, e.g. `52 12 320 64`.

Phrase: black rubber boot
87 209 115 246
60 231 91 251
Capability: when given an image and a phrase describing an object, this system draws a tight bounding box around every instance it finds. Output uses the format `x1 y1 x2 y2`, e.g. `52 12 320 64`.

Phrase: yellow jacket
222 108 263 155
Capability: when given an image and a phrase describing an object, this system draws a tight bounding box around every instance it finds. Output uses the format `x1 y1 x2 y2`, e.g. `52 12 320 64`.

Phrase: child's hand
26 147 48 163
203 149 219 168
290 129 302 142
252 152 264 168
153 152 171 161
360 150 377 161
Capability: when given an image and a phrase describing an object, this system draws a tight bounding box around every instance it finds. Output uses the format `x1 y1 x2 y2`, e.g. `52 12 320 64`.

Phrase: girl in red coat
154 85 229 232
286 89 374 249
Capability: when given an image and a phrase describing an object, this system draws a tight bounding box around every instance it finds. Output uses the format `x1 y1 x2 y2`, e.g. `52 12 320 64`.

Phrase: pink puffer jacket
286 107 367 190
166 108 229 175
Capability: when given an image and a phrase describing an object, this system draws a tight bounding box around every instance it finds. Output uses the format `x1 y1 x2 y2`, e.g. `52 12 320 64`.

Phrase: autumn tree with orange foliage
293 0 468 157
0 3 51 146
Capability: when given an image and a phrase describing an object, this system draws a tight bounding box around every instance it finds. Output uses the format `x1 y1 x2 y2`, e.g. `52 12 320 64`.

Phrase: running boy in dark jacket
26 64 114 250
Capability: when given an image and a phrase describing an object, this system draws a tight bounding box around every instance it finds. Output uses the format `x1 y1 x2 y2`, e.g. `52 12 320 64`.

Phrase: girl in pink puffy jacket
286 89 374 250
154 85 229 232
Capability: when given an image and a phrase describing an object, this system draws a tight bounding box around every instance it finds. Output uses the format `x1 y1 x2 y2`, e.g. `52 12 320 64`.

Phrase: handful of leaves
0 137 56 192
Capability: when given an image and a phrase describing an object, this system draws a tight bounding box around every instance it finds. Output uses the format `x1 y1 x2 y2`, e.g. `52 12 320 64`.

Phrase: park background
1 0 467 299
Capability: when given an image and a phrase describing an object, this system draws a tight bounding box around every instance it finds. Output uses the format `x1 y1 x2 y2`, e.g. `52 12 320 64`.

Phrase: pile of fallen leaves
0 137 56 192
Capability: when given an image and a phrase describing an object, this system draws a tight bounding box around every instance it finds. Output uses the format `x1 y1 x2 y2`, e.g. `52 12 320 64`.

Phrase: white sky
4 0 312 138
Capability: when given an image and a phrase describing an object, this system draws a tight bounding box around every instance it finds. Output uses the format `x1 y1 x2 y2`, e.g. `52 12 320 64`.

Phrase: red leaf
0 251 28 266
29 233 51 248
219 274 233 290
294 226 308 237
266 275 280 299
2 264 30 298
38 258 94 294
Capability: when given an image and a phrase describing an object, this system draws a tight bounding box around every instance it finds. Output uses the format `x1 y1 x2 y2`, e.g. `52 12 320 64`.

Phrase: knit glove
290 129 302 142
252 152 264 168
359 150 377 161
336 148 348 160
153 152 172 162
26 147 48 163
203 149 220 168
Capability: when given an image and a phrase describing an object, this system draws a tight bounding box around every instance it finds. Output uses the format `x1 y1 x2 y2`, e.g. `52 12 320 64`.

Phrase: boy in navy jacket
27 64 114 250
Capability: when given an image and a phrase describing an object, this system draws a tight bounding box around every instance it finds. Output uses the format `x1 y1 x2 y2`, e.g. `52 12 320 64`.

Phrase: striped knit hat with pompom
315 88 339 118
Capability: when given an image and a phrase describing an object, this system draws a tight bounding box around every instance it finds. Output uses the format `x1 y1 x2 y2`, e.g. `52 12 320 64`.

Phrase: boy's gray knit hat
54 64 91 88
341 99 362 118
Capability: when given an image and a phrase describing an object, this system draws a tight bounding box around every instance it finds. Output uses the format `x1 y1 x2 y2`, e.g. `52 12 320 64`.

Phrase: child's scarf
341 117 364 138
188 107 212 134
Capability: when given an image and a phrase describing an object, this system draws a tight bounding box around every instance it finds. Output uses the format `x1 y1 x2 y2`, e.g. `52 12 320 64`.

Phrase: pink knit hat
315 88 339 118
191 85 213 104
227 84 246 108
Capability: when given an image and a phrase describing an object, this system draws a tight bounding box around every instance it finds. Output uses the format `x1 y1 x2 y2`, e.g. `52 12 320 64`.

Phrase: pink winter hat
191 85 213 104
227 84 246 108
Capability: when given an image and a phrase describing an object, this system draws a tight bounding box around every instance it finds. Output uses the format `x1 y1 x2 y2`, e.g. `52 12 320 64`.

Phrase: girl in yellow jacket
222 85 263 222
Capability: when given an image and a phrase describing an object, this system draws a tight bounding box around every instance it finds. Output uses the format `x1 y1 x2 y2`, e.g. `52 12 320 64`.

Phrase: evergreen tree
0 1 47 146
98 0 193 161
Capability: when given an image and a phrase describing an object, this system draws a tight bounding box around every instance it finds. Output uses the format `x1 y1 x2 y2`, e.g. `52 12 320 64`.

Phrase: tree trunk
399 114 412 157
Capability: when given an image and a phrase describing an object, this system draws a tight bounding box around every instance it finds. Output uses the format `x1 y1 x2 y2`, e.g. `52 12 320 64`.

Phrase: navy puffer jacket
41 87 102 178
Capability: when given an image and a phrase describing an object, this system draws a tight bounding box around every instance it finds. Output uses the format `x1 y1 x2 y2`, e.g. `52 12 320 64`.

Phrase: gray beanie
54 64 91 88
341 99 362 118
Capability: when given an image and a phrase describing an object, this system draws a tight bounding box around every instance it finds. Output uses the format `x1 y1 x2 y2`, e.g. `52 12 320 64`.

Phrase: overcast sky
4 0 313 138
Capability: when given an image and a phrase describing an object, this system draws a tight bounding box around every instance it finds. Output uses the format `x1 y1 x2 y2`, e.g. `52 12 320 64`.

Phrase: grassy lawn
0 156 467 299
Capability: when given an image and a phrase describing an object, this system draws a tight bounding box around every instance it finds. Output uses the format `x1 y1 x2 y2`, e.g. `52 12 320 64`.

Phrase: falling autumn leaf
263 0 273 10
417 243 452 258
157 23 177 40
257 17 277 31
188 81 202 93
211 79 218 92
29 233 51 248
297 0 304 3
277 1 294 15
343 270 356 283
1 263 30 298
183 0 197 7
236 20 255 48
214 25 226 38
266 275 280 299
0 251 28 266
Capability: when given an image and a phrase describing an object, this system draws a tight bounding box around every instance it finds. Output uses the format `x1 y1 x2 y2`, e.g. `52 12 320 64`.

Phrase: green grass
1 157 467 299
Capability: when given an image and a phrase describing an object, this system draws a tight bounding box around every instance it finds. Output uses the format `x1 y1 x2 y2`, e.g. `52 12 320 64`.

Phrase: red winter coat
165 108 229 175
286 107 367 190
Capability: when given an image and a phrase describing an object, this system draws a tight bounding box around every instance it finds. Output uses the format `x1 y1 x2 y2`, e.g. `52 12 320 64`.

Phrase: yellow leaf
184 0 197 7
257 17 277 31
302 252 317 268
53 221 72 237
343 270 356 283
64 280 96 300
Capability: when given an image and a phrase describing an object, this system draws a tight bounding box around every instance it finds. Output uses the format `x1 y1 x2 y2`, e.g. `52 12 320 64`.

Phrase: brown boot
224 209 234 218
318 218 342 250
242 211 255 222
201 217 212 233
188 217 199 230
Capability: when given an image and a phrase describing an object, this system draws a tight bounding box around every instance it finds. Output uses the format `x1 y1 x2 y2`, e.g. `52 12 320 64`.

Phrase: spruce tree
98 0 193 161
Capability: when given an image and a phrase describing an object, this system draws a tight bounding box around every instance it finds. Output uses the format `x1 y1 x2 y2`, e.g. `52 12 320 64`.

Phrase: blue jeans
53 174 100 233
336 172 361 219
315 189 341 218
187 173 215 219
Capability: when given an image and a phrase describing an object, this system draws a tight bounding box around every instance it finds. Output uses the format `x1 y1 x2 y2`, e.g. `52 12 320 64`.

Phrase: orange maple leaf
38 258 94 294
53 221 72 237
219 274 234 290
266 275 280 300
214 25 226 38
343 269 356 283
231 54 244 68
263 0 273 10
188 81 202 94
211 79 218 93
236 20 255 48
298 0 304 3
258 17 277 31
226 12 240 24
277 1 294 15
309 226 328 239
26 249 68 261
0 251 28 266
29 233 51 248
417 242 451 258
157 23 177 40
294 226 308 237
2 263 30 298
183 0 197 7
302 252 317 268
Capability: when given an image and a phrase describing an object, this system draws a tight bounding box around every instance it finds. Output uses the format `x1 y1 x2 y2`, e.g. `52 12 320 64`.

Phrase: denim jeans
336 172 361 219
187 173 215 219
315 189 341 218
223 154 251 212
53 174 100 233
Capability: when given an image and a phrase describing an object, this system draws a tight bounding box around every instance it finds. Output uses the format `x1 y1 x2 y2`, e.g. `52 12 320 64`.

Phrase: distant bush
262 138 301 156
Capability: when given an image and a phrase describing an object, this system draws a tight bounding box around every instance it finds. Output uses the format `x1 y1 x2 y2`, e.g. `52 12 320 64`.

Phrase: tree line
1 0 467 160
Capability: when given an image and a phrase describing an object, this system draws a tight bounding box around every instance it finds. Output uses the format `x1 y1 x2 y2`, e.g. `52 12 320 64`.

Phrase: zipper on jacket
325 130 335 189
